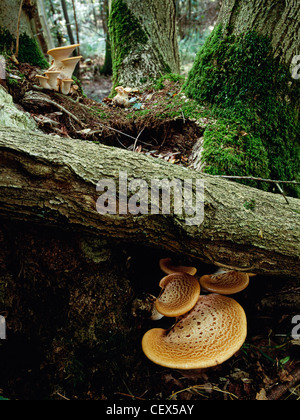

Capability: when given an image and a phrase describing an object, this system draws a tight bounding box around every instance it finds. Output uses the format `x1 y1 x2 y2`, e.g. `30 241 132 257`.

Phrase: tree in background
0 0 49 68
184 0 300 196
108 0 180 88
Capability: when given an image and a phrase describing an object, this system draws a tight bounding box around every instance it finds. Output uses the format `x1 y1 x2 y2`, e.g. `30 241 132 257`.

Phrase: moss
18 33 48 68
0 28 48 69
154 73 185 90
184 26 300 196
108 0 148 89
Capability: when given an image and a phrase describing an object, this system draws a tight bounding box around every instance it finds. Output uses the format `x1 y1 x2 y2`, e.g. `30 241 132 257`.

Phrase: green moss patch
108 0 148 88
0 28 48 68
184 26 300 196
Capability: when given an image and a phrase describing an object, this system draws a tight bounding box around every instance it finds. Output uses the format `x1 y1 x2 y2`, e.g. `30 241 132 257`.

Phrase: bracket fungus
155 273 201 318
36 44 81 95
200 271 250 295
142 294 247 370
159 258 197 276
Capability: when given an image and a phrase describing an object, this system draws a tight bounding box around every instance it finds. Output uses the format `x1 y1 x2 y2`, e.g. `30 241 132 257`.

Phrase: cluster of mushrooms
36 44 81 95
142 258 254 370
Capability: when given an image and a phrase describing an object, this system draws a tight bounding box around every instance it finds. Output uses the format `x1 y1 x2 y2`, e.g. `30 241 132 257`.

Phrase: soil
0 61 299 401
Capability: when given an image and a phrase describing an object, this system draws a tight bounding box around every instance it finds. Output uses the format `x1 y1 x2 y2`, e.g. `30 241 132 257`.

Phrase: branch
0 127 299 278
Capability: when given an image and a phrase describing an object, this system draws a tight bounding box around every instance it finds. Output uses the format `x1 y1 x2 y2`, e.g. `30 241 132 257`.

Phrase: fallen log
0 127 299 277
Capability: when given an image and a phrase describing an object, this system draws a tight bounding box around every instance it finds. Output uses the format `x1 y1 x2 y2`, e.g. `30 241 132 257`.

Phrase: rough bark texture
109 0 180 88
0 127 299 278
0 0 49 68
217 0 300 66
184 1 299 197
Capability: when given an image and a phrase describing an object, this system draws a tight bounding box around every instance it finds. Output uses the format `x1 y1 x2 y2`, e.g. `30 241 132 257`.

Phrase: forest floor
0 60 299 401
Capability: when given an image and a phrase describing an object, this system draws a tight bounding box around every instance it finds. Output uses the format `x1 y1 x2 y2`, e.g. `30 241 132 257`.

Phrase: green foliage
108 0 148 88
0 28 48 69
184 26 300 196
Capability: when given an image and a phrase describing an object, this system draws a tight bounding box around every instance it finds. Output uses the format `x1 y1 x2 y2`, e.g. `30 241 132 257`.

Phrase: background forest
43 0 221 99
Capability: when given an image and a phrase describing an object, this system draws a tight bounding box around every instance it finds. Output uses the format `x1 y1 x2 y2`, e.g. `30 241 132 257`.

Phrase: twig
267 366 300 400
276 182 289 204
214 175 300 185
15 0 25 58
133 127 145 151
25 92 86 128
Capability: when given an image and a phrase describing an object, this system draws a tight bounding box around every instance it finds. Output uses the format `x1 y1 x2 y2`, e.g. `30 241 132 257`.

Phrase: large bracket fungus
142 259 248 370
142 293 247 370
36 44 82 95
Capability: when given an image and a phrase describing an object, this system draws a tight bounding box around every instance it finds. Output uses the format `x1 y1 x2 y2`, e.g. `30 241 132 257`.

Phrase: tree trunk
185 0 299 198
0 126 299 278
108 0 180 88
0 0 48 68
216 0 300 66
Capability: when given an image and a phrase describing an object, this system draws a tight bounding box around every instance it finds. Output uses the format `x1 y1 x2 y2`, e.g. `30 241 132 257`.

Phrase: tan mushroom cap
142 294 247 370
60 56 82 78
155 272 200 317
44 71 60 90
159 257 197 276
200 271 250 295
61 78 74 95
36 75 51 89
47 44 80 62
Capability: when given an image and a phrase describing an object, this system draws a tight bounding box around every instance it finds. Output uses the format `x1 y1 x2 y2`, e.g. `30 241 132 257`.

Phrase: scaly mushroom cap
44 71 60 90
142 294 247 370
47 44 80 62
155 272 200 317
36 75 51 90
60 56 82 79
159 257 197 276
200 271 250 295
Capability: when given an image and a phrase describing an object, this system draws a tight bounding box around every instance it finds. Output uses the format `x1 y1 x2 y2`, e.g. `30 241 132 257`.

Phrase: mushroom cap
44 71 60 89
142 294 247 370
155 272 200 317
159 257 197 276
60 56 82 78
36 75 51 89
47 44 80 61
200 271 250 295
61 78 74 95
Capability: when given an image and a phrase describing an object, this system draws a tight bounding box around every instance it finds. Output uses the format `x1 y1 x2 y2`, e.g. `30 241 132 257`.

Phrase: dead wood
0 127 299 278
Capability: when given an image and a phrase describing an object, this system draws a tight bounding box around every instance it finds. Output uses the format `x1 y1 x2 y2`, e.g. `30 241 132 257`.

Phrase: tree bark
0 127 299 278
216 0 300 66
0 0 48 68
108 0 180 88
184 0 299 197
